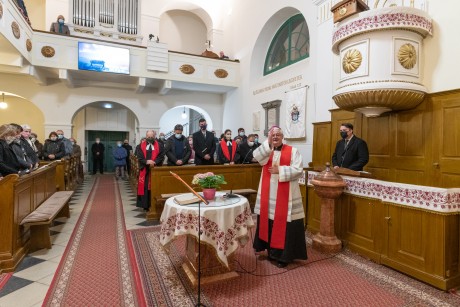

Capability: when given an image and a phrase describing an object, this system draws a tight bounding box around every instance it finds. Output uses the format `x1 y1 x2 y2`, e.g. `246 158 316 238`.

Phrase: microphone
242 148 253 164
224 188 239 199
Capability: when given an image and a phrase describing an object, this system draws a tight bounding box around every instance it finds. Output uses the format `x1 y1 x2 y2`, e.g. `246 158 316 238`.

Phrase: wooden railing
0 163 57 273
127 156 262 220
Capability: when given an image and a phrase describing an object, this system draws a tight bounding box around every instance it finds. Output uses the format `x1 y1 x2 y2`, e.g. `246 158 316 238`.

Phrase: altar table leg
183 235 239 287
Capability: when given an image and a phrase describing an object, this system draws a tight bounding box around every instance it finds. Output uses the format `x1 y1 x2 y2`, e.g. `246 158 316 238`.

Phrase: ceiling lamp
0 93 8 109
181 107 187 119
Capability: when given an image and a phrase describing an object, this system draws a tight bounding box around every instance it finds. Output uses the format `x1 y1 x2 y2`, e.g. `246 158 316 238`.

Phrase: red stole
137 140 159 195
220 139 237 162
259 145 292 249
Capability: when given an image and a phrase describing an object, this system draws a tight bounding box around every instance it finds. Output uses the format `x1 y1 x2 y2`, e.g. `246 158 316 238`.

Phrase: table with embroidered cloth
159 192 254 286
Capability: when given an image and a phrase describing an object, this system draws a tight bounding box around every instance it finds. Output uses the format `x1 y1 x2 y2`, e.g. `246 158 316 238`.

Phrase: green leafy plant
192 172 227 189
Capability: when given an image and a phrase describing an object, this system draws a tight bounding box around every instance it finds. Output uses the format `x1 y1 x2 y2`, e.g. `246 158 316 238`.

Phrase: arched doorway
72 101 139 173
159 105 213 139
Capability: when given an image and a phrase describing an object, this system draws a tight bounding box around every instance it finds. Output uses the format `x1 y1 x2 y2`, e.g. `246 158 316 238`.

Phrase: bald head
146 130 156 138
269 126 284 147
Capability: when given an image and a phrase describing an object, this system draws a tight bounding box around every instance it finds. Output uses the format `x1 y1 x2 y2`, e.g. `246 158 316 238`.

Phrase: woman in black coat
0 124 24 175
43 131 66 161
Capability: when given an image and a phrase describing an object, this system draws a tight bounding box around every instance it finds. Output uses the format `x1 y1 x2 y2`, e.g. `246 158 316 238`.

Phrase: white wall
423 1 460 92
221 0 318 165
159 10 207 54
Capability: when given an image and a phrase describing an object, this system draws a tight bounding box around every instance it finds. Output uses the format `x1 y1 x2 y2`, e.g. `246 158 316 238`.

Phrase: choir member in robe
252 126 307 268
136 130 164 211
217 129 239 164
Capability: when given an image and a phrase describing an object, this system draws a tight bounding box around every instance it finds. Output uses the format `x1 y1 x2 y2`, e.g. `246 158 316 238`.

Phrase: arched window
264 14 310 75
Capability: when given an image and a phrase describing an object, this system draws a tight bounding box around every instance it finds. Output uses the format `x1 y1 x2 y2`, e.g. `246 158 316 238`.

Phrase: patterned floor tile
0 276 34 298
14 257 46 273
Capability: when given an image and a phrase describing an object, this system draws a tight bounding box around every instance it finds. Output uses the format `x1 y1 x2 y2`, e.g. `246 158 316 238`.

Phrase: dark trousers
93 157 104 174
124 157 131 175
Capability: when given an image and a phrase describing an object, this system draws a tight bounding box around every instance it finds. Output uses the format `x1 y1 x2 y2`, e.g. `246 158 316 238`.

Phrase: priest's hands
269 165 279 174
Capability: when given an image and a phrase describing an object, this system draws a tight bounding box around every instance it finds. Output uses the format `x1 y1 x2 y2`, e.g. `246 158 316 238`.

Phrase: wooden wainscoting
431 90 460 187
306 185 460 290
312 122 332 168
312 89 460 188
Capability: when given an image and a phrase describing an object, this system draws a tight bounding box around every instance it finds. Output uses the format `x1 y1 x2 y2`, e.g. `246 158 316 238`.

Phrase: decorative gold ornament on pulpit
342 49 362 74
398 43 417 69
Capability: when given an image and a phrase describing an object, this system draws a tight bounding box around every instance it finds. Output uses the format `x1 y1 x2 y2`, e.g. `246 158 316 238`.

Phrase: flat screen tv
78 42 130 74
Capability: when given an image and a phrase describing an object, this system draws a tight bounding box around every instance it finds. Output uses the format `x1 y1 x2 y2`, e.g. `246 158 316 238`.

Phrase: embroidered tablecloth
160 192 255 267
308 171 460 214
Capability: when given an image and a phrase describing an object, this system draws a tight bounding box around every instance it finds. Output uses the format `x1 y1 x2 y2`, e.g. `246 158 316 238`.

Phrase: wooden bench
20 191 74 252
155 189 258 214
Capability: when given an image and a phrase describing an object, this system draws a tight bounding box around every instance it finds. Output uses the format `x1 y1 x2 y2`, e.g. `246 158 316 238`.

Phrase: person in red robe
253 126 307 268
217 129 239 164
136 130 164 211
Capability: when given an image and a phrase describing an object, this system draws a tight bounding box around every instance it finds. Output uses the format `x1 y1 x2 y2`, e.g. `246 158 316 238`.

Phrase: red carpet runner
43 176 144 306
0 273 12 290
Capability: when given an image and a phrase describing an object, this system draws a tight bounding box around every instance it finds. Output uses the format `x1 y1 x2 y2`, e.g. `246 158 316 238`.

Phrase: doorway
86 130 129 173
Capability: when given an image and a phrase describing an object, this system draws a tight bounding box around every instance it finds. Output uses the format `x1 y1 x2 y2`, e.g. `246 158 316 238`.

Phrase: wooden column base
182 262 239 287
183 235 239 287
312 233 342 253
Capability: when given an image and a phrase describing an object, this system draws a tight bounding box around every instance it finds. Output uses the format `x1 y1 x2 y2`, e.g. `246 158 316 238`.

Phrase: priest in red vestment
136 130 164 211
253 126 307 268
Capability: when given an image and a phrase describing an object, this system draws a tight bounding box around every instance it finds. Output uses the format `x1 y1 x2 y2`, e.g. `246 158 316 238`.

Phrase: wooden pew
146 164 262 220
20 191 74 252
0 163 58 273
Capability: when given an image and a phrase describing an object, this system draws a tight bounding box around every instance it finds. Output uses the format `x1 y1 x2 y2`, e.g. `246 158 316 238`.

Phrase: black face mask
146 138 155 144
200 124 207 130
340 131 348 139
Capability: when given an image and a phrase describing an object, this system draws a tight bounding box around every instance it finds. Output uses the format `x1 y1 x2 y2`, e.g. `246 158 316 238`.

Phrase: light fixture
103 102 112 109
181 107 187 119
0 93 8 109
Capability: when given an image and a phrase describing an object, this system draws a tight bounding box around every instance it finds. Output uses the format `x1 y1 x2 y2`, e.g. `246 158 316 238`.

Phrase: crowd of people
0 124 82 180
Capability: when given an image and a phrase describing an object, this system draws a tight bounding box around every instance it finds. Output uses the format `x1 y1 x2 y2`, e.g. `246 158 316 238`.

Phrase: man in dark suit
237 134 258 164
331 123 369 171
192 118 216 165
91 137 105 174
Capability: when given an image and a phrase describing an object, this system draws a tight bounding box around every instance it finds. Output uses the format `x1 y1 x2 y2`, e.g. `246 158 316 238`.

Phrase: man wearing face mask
56 130 73 157
136 130 165 211
158 132 166 144
237 134 258 164
50 15 70 35
254 134 261 148
165 124 191 166
252 126 307 268
217 129 239 164
192 118 216 165
331 123 369 171
91 137 105 174
234 128 248 143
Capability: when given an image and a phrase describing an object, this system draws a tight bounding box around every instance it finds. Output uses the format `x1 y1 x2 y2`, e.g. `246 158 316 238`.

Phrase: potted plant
192 172 227 200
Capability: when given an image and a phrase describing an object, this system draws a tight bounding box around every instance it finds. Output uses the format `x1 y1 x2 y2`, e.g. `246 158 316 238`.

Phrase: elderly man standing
56 130 73 157
135 130 164 211
252 126 307 268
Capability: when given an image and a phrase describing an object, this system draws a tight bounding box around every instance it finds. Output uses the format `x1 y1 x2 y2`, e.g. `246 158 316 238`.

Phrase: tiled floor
0 174 156 307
